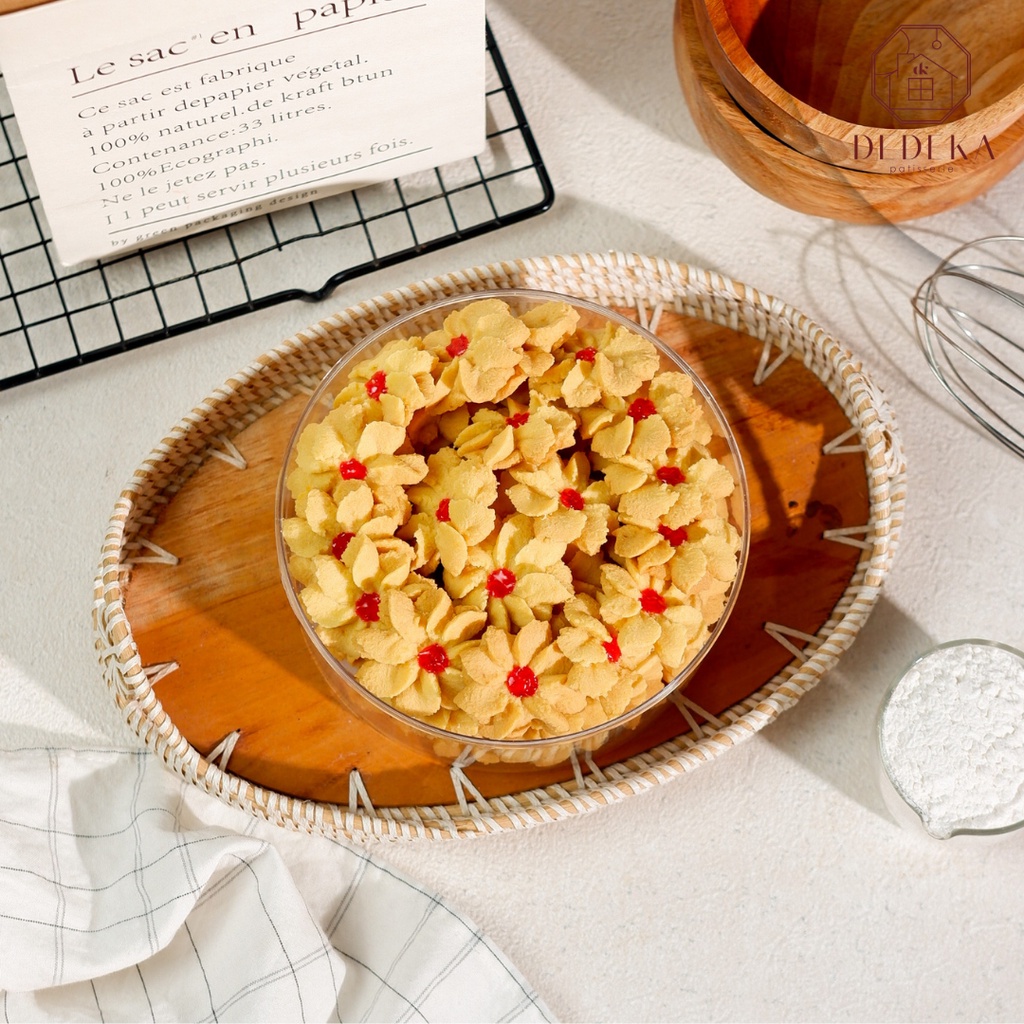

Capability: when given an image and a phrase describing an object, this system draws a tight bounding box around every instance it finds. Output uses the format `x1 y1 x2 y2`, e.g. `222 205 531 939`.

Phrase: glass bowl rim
274 286 752 755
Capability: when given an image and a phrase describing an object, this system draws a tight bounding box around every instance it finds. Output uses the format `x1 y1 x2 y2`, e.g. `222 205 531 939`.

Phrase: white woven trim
208 434 248 470
205 730 241 771
673 694 725 731
764 622 821 663
822 425 865 455
822 525 876 551
124 538 179 567
92 251 907 841
347 768 375 815
754 336 790 385
143 661 179 685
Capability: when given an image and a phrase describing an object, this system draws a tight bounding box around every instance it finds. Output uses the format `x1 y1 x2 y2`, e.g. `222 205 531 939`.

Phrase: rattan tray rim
93 251 906 841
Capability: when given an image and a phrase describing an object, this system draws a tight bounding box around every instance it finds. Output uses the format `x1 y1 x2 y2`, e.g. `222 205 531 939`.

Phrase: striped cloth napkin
0 748 552 1023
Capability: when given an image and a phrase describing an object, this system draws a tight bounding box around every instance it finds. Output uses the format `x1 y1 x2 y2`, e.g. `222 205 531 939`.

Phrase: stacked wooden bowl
674 0 1024 222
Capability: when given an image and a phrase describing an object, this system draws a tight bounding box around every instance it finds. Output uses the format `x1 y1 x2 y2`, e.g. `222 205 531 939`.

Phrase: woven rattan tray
93 252 906 840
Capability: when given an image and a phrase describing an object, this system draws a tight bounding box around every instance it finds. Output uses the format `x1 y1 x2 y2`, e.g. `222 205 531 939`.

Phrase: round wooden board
123 307 869 810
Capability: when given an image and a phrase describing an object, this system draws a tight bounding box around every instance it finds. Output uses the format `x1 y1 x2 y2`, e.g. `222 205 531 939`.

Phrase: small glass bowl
276 288 750 768
877 638 1024 842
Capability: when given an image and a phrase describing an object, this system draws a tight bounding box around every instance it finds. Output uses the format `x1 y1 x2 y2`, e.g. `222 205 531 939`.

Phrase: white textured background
4 2 1024 1020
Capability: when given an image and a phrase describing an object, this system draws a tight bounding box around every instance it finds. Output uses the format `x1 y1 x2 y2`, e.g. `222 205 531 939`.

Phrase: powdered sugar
879 640 1024 839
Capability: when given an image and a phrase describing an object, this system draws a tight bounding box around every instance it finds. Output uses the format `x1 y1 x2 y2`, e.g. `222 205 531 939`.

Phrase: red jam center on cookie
355 592 380 623
506 411 530 428
628 397 657 421
486 567 517 598
339 458 368 480
640 588 667 614
559 487 585 511
656 466 686 485
435 497 451 522
446 333 469 358
602 634 622 663
330 531 354 559
505 664 539 697
575 347 596 363
658 524 689 546
364 370 387 400
417 643 449 674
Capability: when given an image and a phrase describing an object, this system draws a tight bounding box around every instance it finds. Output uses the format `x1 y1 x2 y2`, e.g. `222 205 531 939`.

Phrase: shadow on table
498 0 706 152
789 218 1016 454
759 594 934 822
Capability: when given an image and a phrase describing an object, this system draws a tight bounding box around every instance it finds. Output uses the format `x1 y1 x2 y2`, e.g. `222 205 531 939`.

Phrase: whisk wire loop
912 235 1024 462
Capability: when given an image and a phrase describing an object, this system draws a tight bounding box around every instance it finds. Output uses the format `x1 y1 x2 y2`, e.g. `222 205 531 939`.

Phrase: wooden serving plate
95 254 905 839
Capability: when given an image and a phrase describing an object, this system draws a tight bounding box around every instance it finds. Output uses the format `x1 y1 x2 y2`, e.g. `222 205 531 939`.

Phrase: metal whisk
912 235 1024 461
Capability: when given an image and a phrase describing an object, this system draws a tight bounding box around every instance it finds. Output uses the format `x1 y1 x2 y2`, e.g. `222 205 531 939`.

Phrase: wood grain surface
691 0 1024 171
123 309 869 809
0 0 53 12
675 0 1024 221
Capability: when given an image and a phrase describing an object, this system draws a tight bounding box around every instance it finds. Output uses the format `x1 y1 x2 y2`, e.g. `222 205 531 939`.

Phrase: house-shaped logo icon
872 25 971 125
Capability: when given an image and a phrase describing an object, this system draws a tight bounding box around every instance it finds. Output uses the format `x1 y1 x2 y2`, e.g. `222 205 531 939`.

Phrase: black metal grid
0 24 553 390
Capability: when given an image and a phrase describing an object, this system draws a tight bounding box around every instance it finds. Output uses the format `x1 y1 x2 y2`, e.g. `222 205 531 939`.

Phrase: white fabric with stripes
0 748 552 1023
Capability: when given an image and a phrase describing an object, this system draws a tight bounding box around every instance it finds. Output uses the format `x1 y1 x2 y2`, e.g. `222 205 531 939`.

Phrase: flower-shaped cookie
556 594 660 672
613 453 738 569
615 534 671 576
425 298 530 411
515 299 580 377
337 335 446 428
505 452 614 555
290 415 428 501
283 458 418 605
559 323 661 408
647 371 714 452
285 485 411 567
519 299 580 353
452 391 578 471
611 458 718 532
585 394 672 465
354 583 487 717
283 464 411 556
596 562 706 680
295 531 417 637
685 455 738 507
554 593 664 711
403 448 498 575
455 619 583 738
665 518 742 621
444 514 575 631
582 372 711 463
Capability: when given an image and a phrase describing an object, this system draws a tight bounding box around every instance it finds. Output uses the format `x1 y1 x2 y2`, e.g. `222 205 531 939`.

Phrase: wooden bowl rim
676 0 1024 223
698 0 1024 147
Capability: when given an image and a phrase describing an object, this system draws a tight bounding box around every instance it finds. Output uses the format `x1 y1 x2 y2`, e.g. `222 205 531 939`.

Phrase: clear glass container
276 288 750 768
877 638 1024 842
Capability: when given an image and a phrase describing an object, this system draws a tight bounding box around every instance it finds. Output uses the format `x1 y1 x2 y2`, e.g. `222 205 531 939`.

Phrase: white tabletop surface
4 2 1024 1021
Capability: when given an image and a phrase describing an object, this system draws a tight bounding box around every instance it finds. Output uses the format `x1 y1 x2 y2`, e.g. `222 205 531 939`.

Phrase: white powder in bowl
879 640 1024 839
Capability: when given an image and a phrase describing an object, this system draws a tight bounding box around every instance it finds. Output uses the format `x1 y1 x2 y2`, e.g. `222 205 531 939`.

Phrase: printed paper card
0 0 486 265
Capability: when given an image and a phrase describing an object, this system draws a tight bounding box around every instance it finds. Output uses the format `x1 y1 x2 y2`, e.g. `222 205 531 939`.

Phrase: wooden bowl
674 0 1024 222
691 0 1024 171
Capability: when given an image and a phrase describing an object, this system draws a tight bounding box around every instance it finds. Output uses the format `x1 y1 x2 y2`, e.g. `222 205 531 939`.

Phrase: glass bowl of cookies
276 289 750 768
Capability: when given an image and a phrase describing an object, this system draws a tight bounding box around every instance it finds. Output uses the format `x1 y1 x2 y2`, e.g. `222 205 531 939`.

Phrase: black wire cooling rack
0 23 554 391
